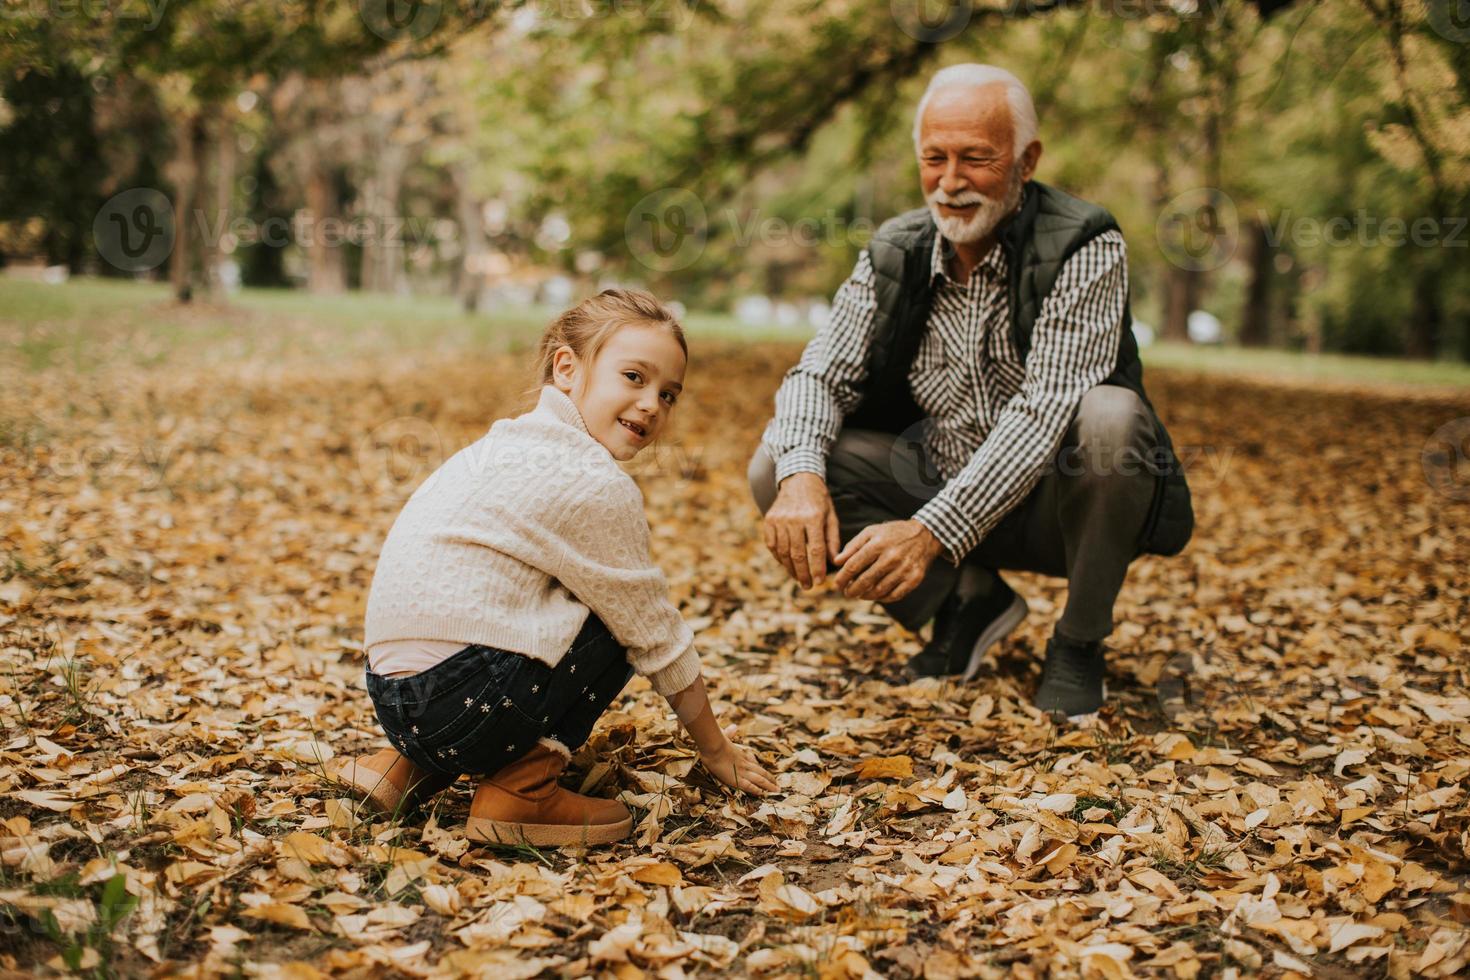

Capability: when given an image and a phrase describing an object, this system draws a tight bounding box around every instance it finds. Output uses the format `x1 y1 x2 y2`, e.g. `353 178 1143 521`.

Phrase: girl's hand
699 725 778 796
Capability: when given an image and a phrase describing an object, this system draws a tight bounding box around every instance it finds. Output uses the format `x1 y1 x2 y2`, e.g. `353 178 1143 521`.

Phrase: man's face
917 83 1032 244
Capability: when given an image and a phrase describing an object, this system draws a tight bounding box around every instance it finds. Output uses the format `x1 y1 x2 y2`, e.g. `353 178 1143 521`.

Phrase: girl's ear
550 345 578 394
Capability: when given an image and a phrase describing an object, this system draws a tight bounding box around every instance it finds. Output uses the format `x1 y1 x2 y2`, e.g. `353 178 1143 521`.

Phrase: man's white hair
912 64 1038 160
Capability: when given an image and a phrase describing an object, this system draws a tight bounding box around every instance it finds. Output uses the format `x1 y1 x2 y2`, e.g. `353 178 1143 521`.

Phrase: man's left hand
833 519 945 603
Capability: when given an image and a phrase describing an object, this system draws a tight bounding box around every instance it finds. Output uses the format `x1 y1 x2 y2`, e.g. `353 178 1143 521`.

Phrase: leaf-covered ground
1 307 1468 978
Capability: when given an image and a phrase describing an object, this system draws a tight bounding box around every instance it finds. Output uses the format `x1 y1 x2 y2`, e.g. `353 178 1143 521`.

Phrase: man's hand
762 472 841 589
833 519 944 603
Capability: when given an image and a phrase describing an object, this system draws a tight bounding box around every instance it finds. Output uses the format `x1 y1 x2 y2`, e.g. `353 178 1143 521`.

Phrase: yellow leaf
164 861 218 886
857 756 913 781
631 861 684 887
281 831 329 865
14 791 73 813
1042 842 1079 875
245 903 315 931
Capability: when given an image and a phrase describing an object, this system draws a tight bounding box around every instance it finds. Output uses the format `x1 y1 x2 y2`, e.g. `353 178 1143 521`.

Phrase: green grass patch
4 276 1467 388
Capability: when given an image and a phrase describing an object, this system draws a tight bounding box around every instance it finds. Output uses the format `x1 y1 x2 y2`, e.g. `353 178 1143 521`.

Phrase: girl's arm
667 675 778 796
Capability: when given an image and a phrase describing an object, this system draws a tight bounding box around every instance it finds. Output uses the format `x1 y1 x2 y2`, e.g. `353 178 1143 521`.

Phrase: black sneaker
904 576 1028 682
1035 634 1107 722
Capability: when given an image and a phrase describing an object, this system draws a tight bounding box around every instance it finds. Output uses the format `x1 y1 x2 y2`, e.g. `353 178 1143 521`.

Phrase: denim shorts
365 614 634 778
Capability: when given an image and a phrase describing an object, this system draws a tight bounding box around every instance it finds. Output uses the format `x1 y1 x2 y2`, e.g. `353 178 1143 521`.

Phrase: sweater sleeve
550 477 702 696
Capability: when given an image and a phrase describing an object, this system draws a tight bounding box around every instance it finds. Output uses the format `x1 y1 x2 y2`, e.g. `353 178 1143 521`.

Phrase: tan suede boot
332 748 456 816
466 740 632 847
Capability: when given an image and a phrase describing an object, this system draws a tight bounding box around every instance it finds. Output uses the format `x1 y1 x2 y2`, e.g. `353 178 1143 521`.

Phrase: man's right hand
762 472 842 589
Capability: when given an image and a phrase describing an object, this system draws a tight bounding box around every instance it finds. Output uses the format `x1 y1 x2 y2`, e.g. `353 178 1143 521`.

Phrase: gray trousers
748 385 1158 643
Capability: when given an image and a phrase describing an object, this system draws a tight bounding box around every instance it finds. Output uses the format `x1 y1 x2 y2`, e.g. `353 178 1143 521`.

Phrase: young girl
336 288 776 846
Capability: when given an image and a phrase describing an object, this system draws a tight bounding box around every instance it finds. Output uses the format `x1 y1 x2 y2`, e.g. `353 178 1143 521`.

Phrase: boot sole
1041 682 1110 726
960 593 1029 681
464 815 633 847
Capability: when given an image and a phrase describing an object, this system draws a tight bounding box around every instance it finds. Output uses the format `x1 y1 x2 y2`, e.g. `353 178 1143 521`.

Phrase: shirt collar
537 384 591 436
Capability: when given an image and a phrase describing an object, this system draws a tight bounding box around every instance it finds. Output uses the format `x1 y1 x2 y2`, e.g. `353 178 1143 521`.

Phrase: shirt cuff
912 494 990 567
773 446 827 485
645 645 702 697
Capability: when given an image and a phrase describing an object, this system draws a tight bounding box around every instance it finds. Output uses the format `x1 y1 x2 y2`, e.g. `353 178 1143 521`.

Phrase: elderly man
748 64 1193 721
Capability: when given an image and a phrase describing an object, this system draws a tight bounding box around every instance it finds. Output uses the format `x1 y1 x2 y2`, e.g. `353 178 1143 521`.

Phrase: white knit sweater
363 385 702 697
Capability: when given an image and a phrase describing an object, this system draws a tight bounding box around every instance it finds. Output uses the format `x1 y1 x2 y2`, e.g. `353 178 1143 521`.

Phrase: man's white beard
926 170 1023 244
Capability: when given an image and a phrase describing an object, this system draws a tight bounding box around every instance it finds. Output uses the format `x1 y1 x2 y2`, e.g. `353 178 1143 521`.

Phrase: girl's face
551 322 687 461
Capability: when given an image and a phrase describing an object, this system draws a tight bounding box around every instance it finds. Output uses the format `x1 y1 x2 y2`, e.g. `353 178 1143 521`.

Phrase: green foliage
3 0 1465 357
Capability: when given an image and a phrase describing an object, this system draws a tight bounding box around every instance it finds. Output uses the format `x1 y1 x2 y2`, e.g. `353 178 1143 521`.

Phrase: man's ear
1018 140 1042 182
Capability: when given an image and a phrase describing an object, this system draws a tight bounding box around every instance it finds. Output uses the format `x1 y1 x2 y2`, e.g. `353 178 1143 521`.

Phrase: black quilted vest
844 180 1194 557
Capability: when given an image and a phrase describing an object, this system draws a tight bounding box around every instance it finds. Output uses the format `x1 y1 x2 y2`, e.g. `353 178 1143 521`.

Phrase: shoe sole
1043 682 1110 726
959 593 1029 681
464 815 633 847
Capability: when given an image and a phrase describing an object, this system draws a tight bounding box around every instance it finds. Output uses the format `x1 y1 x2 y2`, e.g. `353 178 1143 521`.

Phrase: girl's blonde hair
534 287 688 390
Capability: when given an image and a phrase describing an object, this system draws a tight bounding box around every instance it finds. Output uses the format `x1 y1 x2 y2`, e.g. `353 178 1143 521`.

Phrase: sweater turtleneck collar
537 384 591 436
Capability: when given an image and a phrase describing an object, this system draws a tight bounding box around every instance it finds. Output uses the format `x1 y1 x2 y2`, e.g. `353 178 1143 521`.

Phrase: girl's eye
661 391 677 405
623 371 641 383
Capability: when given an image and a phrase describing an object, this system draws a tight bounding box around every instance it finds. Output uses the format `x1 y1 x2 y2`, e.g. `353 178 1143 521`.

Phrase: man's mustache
927 189 990 208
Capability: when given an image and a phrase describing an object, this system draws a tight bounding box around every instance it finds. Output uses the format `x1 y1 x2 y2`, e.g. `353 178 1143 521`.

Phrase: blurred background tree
0 0 1465 359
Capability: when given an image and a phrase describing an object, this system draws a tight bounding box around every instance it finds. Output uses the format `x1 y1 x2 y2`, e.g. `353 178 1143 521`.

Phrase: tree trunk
1406 265 1441 359
453 161 485 313
362 146 408 296
304 146 346 295
169 111 210 303
1239 217 1272 347
1161 265 1201 343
